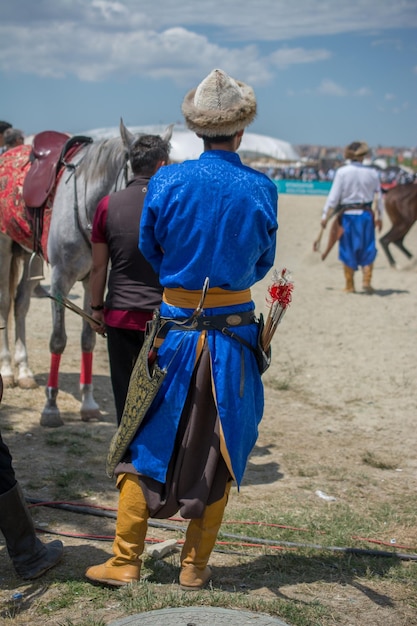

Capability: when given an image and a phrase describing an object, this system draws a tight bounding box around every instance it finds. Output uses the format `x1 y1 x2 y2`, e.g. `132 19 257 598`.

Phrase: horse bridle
63 152 130 250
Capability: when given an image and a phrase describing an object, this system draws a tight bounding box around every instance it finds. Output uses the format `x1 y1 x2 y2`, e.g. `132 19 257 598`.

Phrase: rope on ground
26 497 417 562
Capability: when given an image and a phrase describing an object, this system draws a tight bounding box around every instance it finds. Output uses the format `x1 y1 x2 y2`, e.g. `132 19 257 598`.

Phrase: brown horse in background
380 183 417 267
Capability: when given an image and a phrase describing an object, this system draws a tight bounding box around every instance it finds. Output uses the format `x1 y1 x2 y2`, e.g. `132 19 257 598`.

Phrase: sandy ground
0 192 416 625
258 194 417 462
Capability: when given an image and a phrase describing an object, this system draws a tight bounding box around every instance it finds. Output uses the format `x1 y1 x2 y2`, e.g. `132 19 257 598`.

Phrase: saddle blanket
0 145 52 261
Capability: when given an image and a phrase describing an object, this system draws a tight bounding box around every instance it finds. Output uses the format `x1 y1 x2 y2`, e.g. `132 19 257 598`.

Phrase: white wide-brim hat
182 69 257 137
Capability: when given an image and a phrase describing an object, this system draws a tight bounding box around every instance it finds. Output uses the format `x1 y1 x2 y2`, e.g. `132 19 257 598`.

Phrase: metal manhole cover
109 606 290 625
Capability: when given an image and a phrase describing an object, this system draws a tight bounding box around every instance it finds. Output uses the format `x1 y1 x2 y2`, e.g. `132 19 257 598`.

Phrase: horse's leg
379 231 397 267
0 235 14 387
13 254 38 389
79 275 101 421
40 272 68 428
41 272 101 425
392 236 413 260
380 221 414 268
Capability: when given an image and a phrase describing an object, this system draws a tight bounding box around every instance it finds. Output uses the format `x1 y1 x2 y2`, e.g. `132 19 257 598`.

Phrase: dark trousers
0 432 17 495
106 326 146 425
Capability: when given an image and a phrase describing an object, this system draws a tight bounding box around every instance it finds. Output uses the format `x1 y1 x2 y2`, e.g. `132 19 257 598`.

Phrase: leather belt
153 311 256 345
160 310 256 335
340 202 372 209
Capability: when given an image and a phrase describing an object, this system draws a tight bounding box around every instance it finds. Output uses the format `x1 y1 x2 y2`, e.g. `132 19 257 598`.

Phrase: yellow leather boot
343 264 355 293
362 264 374 294
179 481 232 590
85 474 149 586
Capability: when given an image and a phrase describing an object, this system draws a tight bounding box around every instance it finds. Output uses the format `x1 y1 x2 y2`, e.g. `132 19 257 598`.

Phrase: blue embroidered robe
129 150 278 487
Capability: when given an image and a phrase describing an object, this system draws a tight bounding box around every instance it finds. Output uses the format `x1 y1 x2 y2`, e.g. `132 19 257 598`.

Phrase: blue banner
273 179 332 195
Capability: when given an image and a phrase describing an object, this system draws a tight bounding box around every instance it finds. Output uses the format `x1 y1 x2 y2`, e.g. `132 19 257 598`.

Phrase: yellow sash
163 286 252 308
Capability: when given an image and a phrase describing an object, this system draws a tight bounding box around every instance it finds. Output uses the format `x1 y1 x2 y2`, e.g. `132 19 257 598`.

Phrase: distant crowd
261 164 417 186
266 165 336 181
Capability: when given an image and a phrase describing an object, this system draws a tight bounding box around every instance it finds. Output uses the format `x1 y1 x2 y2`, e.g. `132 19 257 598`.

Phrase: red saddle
22 131 92 209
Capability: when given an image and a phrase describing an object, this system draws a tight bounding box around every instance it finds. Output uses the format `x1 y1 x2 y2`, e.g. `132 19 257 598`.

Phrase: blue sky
1 0 416 148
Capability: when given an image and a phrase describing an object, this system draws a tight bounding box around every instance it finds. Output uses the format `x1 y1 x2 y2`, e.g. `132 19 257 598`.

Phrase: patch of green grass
25 478 48 491
223 499 417 555
58 617 106 626
45 432 67 447
362 451 399 470
116 581 330 626
54 469 83 488
0 423 14 431
49 468 92 499
35 577 330 626
297 466 319 478
45 431 92 456
40 580 111 614
265 378 291 391
66 440 91 456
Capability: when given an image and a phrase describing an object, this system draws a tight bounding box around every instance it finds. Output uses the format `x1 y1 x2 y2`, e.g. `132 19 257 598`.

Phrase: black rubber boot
0 483 63 579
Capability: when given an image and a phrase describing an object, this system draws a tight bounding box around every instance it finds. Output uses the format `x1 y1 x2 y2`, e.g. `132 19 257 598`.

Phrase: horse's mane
76 136 127 183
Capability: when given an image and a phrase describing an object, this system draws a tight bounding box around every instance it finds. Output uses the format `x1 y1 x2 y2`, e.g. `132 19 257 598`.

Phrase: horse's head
119 119 174 168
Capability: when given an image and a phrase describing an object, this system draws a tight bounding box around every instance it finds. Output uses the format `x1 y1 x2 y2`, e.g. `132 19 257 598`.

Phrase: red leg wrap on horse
48 353 61 388
80 352 93 385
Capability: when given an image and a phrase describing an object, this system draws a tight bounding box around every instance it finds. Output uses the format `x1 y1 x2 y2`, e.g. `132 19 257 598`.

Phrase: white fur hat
182 69 257 137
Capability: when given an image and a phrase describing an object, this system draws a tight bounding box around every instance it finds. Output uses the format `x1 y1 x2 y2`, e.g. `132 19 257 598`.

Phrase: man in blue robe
321 141 383 293
86 68 278 590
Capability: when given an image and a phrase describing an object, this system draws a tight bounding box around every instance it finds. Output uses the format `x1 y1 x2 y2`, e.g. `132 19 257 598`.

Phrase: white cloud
354 87 372 97
317 79 347 97
87 0 417 40
0 0 416 86
384 93 396 100
269 47 331 69
0 23 271 84
371 37 404 51
392 101 410 112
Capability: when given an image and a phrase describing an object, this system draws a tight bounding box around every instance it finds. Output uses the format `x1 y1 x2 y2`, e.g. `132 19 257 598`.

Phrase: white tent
81 124 299 163
239 132 300 162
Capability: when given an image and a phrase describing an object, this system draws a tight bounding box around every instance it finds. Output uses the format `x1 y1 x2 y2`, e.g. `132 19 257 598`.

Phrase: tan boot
85 474 149 587
179 481 232 591
343 265 355 293
362 264 374 294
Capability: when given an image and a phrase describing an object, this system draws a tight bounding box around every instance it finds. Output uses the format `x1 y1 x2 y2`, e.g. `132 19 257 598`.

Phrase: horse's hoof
40 412 64 428
80 408 102 422
1 375 15 388
18 377 38 390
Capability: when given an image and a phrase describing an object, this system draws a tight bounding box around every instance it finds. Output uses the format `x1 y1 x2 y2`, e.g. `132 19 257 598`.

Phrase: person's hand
89 310 106 336
320 218 327 229
375 218 382 232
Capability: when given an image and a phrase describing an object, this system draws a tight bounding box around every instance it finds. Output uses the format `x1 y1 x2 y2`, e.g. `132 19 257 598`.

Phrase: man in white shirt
321 141 383 293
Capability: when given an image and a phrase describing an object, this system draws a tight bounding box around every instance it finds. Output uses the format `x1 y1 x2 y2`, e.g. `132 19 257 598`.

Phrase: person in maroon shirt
89 132 171 424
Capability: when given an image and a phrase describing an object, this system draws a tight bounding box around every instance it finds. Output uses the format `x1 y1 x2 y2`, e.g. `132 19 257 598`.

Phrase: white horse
0 120 172 427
